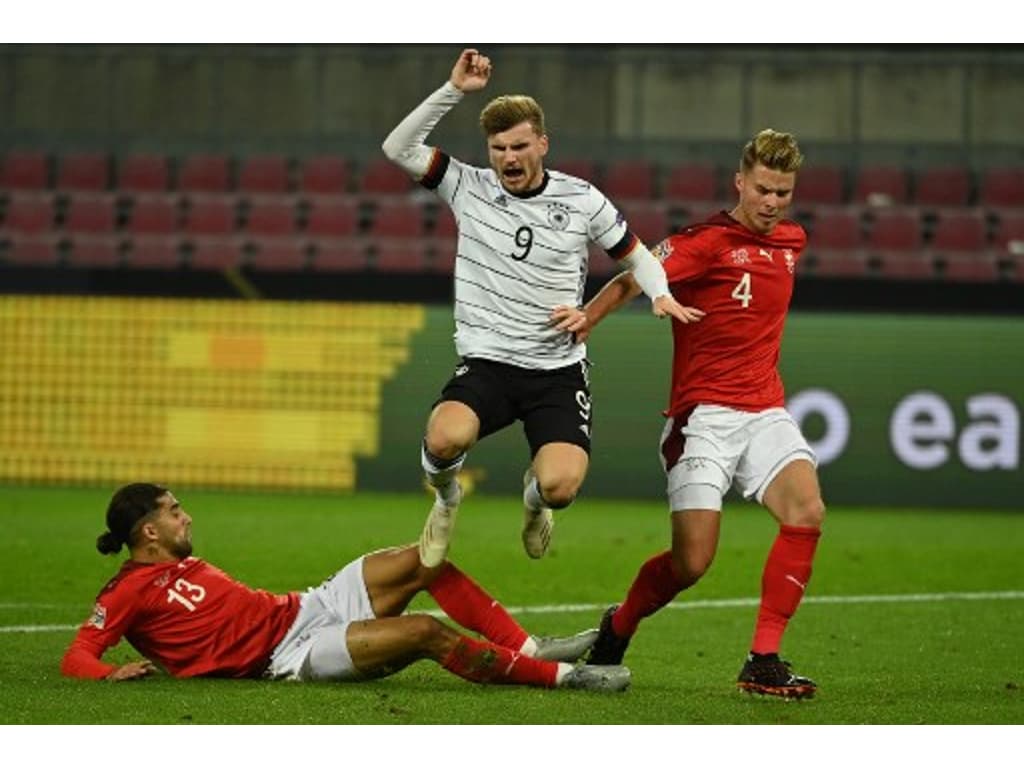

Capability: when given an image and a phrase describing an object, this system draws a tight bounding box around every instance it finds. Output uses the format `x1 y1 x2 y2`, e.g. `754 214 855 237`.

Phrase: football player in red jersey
61 482 629 692
561 130 825 699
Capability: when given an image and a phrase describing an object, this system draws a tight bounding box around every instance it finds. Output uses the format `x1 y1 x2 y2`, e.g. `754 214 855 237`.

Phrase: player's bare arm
450 48 492 92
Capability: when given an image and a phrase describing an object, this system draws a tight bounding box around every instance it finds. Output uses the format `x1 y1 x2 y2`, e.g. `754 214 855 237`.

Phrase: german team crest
547 202 571 231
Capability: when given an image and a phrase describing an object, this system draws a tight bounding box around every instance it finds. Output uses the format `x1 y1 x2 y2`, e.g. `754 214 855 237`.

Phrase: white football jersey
429 155 628 370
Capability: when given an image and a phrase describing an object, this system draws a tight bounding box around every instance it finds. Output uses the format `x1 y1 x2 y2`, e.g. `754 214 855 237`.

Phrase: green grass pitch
2 484 1021 729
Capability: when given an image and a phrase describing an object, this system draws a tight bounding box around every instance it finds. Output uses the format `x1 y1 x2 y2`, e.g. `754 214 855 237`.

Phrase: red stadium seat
57 152 110 192
3 234 61 265
125 234 184 268
1 193 56 235
245 197 297 237
874 250 936 280
624 203 671 245
63 194 118 234
128 194 180 234
810 249 870 278
1 150 49 191
372 239 432 272
118 153 171 194
867 209 923 251
179 154 231 194
852 165 909 206
937 252 1000 283
796 165 845 205
433 207 457 238
929 209 987 251
551 159 598 182
305 197 360 238
238 154 290 196
183 196 238 236
367 199 426 238
299 155 350 196
992 211 1024 252
248 238 308 271
664 164 720 203
428 237 457 273
359 158 415 195
309 237 369 272
810 207 864 250
1007 253 1024 283
603 159 656 201
978 167 1024 209
66 234 123 268
188 236 245 269
913 167 971 208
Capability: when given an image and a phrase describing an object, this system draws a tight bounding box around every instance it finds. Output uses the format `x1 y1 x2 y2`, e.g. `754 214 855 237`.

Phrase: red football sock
751 524 821 654
427 563 529 650
611 550 687 638
441 636 558 687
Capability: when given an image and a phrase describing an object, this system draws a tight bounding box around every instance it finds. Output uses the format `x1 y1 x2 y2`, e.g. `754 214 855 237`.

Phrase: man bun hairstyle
96 482 168 555
479 95 546 137
741 128 804 174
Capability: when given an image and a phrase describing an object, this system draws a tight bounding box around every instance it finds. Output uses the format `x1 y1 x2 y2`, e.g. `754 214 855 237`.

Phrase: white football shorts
264 556 374 682
660 404 816 512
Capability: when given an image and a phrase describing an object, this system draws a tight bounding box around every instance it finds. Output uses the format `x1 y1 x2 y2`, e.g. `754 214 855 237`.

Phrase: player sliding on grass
61 483 629 692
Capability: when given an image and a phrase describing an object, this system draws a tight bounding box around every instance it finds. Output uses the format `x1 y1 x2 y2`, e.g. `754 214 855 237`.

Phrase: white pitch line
2 590 1022 635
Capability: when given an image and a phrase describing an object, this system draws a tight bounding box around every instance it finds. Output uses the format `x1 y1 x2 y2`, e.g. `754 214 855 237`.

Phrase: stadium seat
664 164 720 203
118 153 171 194
867 209 923 251
127 194 180 234
178 154 231 194
809 249 870 278
244 197 297 237
2 234 61 266
936 251 1000 283
1 150 49 191
188 235 245 269
1007 253 1024 283
309 237 369 271
65 234 123 268
992 211 1024 252
603 160 656 201
810 207 864 250
248 238 308 271
125 234 184 268
623 202 671 245
367 199 427 238
929 209 987 251
238 154 290 196
183 196 239 236
305 197 360 238
433 207 457 238
56 152 110 192
795 165 845 205
428 237 457 273
299 155 351 196
1 193 56 235
587 242 619 278
979 167 1024 209
62 194 118 234
551 159 598 182
372 239 432 272
874 250 936 280
913 166 971 208
359 158 415 196
852 165 909 206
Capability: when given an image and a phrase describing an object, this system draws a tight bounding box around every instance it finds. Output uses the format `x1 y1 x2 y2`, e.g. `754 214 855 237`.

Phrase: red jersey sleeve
61 568 141 679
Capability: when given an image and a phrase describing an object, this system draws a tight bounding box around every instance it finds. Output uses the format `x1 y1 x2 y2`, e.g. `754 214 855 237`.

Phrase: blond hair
479 95 546 137
740 129 804 174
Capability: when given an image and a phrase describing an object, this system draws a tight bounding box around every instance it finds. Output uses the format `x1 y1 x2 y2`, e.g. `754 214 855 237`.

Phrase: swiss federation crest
546 202 571 231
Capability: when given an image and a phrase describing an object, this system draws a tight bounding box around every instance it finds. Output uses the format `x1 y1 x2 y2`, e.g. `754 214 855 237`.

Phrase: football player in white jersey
383 48 704 568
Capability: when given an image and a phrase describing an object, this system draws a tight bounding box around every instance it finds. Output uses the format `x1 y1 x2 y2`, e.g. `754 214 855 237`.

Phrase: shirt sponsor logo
495 194 508 207
784 250 795 273
759 248 774 262
454 364 469 377
88 602 107 629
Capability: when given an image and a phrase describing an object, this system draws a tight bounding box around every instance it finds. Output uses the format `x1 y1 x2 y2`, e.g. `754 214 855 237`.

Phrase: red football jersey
655 211 806 416
61 557 300 679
